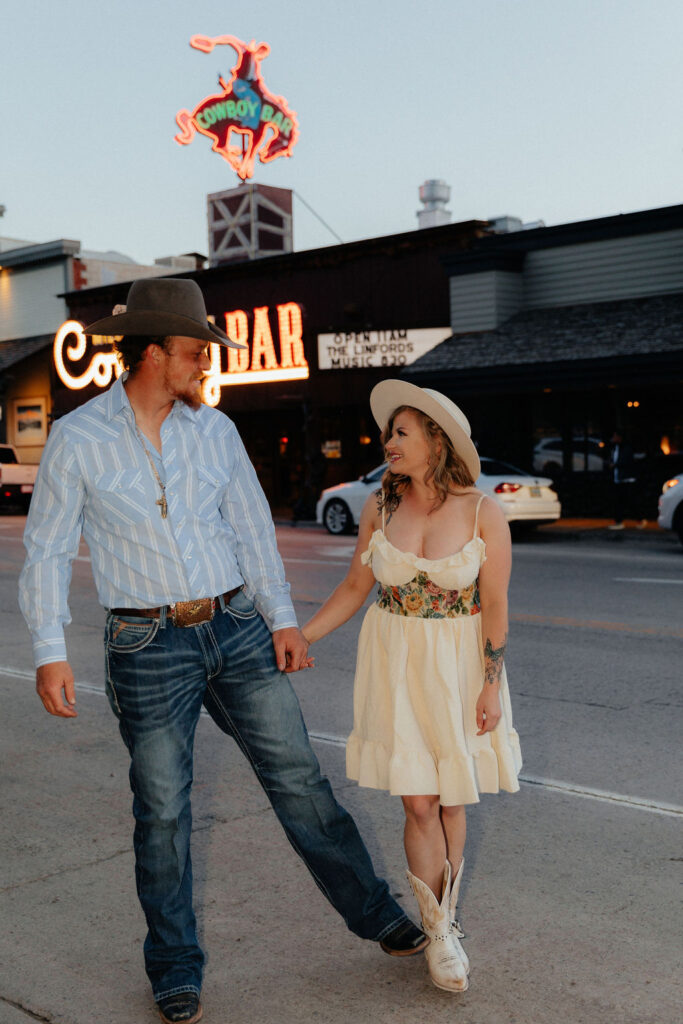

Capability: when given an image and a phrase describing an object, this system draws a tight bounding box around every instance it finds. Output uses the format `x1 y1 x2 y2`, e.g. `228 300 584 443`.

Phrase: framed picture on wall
12 397 48 446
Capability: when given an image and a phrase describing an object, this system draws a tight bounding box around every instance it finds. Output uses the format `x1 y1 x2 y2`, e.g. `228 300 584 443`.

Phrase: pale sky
2 0 682 265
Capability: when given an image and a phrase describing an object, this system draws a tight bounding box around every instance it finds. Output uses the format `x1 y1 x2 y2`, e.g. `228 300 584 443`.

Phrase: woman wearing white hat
302 381 522 993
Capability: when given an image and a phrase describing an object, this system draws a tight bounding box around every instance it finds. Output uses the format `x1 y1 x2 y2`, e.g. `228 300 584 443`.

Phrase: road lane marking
511 613 683 639
0 665 35 680
308 730 346 748
519 775 683 817
315 545 356 559
613 577 683 585
511 545 675 563
1 665 680 820
284 557 349 567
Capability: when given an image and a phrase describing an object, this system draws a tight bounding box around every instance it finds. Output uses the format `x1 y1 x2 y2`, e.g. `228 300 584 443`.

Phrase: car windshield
480 457 529 477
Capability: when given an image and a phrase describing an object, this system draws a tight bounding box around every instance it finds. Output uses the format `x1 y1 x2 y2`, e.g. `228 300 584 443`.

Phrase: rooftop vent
488 215 546 233
417 180 451 229
154 254 201 271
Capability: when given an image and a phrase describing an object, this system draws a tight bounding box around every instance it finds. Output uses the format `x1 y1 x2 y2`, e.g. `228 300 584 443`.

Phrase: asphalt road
1 516 681 1024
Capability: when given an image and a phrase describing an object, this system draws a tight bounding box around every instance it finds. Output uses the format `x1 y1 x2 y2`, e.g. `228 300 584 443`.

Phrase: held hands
475 686 502 736
36 661 78 718
272 627 315 673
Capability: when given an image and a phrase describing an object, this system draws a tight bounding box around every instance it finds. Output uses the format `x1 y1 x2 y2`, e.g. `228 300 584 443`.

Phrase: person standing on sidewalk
608 429 637 529
18 279 425 1024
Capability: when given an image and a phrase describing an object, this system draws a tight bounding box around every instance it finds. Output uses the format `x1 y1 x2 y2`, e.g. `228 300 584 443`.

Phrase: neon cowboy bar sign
53 302 309 403
174 34 299 181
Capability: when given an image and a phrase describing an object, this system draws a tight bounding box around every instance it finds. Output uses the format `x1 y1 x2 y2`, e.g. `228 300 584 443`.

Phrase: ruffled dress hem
346 731 523 806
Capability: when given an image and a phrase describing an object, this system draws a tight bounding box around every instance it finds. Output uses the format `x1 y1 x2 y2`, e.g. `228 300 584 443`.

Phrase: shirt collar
104 373 200 424
104 374 130 422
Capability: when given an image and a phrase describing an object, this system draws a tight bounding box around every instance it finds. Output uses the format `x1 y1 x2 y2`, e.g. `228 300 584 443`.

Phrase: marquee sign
175 34 299 181
317 327 452 370
54 302 309 403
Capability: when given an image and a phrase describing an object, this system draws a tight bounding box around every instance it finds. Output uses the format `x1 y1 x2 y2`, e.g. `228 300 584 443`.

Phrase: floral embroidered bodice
376 571 480 618
361 499 487 620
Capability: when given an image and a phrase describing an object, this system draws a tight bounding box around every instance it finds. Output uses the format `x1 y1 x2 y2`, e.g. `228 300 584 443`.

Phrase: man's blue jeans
104 590 407 1001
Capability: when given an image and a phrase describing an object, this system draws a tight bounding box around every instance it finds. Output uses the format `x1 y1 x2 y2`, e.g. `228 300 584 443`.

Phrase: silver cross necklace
135 425 168 518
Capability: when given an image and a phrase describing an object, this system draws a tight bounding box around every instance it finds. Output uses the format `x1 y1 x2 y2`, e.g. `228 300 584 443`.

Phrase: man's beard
164 369 203 410
176 389 202 411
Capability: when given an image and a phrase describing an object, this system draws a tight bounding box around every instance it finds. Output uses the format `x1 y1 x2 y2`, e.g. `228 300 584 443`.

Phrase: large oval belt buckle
172 597 214 627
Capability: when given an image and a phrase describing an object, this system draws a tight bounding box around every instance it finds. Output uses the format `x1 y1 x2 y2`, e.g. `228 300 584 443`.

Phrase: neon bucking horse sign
174 34 299 181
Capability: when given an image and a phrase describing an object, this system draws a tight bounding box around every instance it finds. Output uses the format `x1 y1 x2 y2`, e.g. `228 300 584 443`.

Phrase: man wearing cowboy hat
19 278 425 1024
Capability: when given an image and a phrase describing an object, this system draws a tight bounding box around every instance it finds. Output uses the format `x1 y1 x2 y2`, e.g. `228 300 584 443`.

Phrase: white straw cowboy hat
84 277 246 349
370 379 480 480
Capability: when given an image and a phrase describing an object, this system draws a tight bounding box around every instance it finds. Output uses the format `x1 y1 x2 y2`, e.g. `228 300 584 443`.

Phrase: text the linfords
317 328 451 370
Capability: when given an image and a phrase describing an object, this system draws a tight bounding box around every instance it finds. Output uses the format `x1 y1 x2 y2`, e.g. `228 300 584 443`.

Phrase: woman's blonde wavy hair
378 405 475 515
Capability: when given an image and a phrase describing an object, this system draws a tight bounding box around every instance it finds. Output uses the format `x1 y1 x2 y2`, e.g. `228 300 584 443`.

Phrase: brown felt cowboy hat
84 277 246 349
370 379 480 480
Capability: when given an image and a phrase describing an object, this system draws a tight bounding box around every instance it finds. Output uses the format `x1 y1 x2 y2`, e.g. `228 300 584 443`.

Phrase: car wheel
323 498 353 535
542 460 562 478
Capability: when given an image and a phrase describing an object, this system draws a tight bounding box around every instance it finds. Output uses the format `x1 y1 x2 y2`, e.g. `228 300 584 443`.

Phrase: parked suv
658 476 683 546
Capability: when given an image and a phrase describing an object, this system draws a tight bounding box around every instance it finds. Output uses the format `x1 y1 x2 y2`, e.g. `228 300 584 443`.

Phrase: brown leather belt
110 587 242 628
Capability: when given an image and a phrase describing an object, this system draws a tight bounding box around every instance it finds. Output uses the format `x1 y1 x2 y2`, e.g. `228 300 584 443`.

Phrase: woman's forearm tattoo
484 635 507 685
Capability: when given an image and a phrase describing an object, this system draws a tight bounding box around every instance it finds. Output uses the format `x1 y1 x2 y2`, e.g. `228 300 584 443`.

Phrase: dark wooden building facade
55 204 683 517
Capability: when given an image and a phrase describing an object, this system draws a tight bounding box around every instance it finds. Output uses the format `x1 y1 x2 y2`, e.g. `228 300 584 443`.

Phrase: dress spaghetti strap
473 494 486 539
381 503 387 534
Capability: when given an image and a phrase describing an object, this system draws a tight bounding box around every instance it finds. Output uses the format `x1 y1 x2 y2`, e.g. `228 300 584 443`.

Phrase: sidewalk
277 515 675 543
536 517 674 541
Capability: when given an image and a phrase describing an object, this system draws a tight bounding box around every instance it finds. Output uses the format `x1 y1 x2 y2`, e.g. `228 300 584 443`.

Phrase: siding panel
524 231 683 308
450 271 522 332
450 272 497 332
494 272 523 322
0 263 69 341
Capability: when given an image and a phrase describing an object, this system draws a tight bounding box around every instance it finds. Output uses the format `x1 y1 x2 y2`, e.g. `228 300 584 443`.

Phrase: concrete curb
274 517 677 545
536 520 675 543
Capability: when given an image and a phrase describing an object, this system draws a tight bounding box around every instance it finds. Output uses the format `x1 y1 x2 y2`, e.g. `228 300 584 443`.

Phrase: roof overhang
0 334 55 373
0 239 80 269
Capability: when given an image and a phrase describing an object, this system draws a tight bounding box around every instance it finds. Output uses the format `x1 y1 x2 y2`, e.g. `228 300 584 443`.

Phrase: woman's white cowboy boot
449 858 469 974
407 863 469 992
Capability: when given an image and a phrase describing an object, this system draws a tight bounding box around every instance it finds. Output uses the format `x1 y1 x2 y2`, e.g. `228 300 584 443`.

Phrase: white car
317 458 561 534
657 476 683 546
533 436 606 475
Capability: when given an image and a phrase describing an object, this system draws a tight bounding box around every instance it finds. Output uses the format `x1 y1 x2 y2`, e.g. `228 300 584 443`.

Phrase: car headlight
662 477 679 493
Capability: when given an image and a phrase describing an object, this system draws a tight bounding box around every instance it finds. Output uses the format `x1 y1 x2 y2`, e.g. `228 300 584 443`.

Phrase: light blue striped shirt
19 376 298 668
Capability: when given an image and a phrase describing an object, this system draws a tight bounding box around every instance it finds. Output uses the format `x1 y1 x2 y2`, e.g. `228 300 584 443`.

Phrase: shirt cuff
258 599 299 633
31 628 68 669
270 615 300 632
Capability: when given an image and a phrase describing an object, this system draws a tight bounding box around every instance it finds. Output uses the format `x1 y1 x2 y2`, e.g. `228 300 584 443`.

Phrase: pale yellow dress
346 495 522 805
